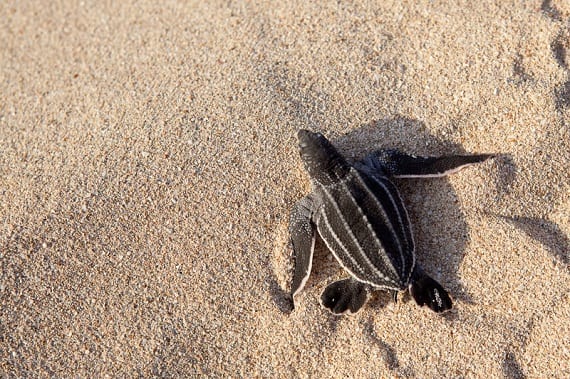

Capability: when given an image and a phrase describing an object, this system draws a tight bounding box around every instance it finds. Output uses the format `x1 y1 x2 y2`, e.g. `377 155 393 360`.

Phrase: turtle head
297 130 350 185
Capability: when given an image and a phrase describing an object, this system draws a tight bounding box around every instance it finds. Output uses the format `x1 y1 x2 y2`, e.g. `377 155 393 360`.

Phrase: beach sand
1 0 569 377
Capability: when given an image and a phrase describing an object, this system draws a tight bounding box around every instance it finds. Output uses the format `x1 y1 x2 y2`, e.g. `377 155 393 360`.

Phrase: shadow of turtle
268 274 295 315
271 116 507 316
361 317 402 372
323 116 504 308
494 214 569 268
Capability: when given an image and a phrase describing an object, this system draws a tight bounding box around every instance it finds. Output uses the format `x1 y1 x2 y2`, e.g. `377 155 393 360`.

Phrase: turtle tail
409 267 452 313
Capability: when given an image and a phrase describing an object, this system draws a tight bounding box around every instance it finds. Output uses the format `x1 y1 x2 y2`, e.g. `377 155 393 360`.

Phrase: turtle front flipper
359 149 494 178
409 266 452 313
290 195 318 305
320 278 371 315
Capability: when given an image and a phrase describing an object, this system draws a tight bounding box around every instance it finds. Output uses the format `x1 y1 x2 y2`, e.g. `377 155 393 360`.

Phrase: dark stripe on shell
315 168 414 289
317 185 391 284
317 207 369 280
361 174 415 281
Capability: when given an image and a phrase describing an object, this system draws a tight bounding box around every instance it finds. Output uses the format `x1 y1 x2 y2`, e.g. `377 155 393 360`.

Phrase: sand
1 0 569 377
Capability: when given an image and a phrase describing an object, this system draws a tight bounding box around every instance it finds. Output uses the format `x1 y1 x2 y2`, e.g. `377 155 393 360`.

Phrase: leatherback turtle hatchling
290 130 493 314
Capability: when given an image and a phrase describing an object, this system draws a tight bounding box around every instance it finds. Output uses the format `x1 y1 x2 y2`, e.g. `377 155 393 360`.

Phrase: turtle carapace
289 130 494 315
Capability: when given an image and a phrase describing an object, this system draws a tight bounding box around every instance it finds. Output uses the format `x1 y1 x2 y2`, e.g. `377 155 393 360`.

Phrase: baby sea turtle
290 130 493 315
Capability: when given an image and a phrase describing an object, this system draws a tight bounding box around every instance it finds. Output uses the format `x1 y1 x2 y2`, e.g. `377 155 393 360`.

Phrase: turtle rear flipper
409 267 452 313
320 279 371 315
359 149 494 178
